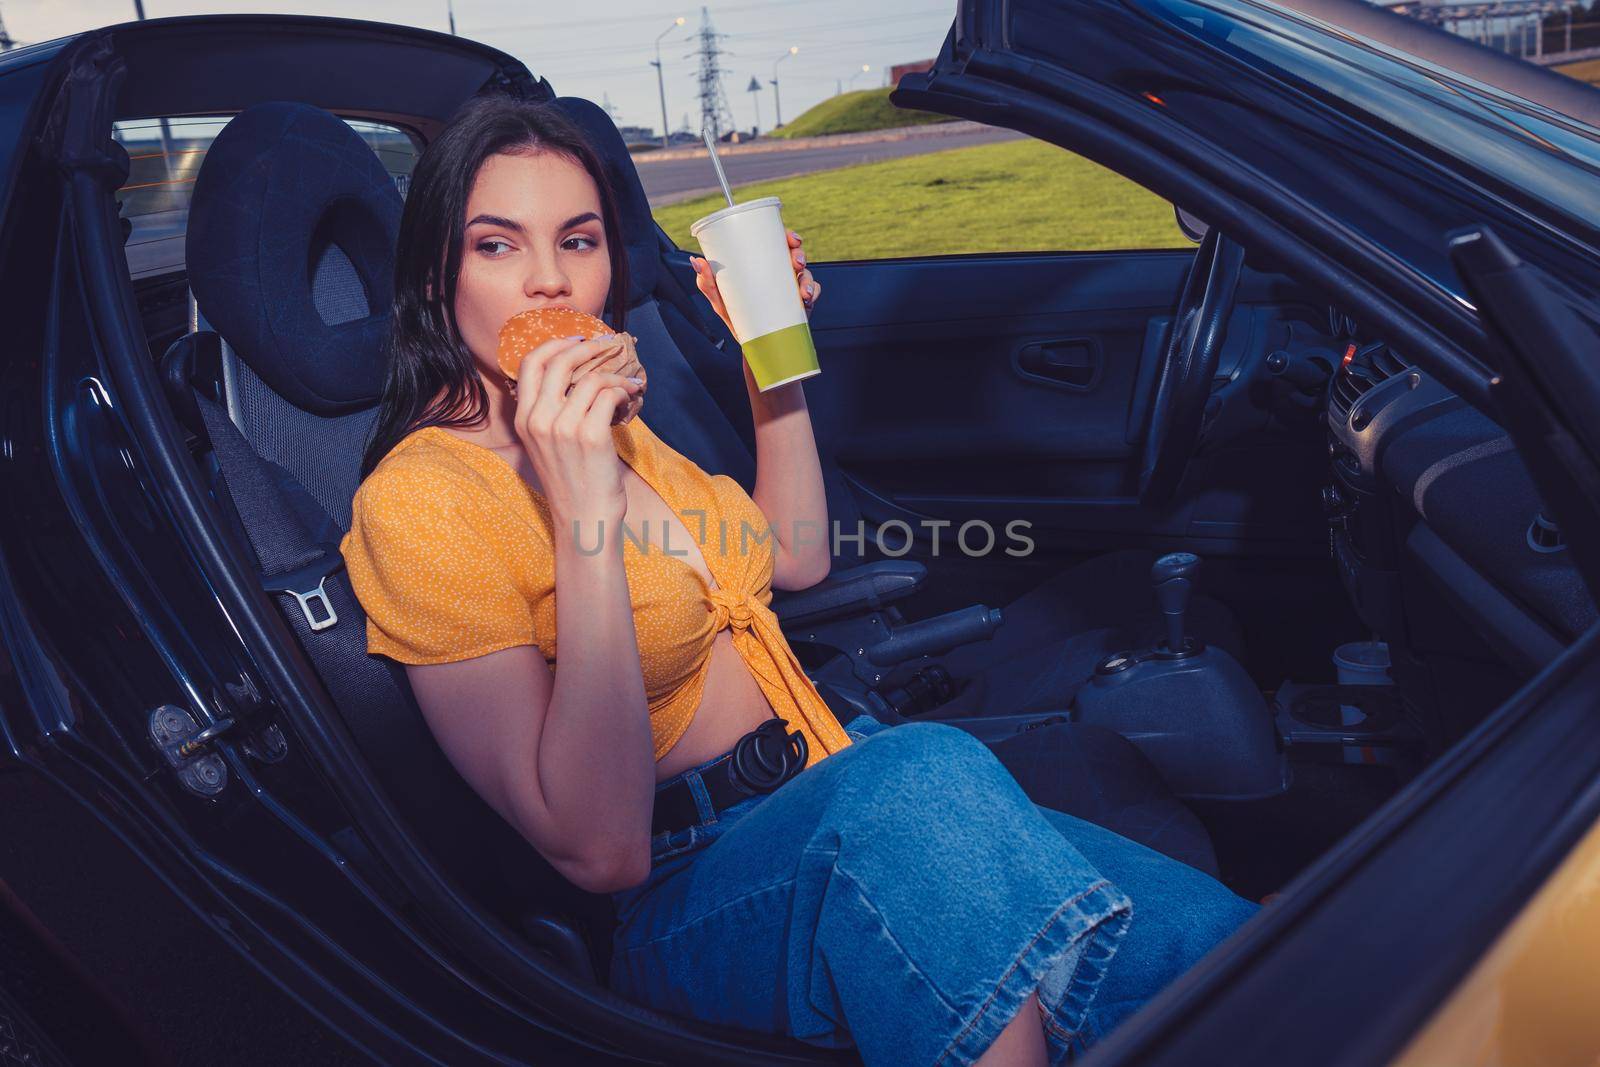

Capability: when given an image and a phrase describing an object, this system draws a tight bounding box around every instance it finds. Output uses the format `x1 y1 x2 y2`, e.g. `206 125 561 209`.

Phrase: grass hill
769 87 958 140
653 138 1188 259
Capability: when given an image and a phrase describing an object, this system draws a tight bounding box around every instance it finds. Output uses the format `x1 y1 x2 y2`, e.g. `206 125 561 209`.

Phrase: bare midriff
653 627 777 782
485 440 778 784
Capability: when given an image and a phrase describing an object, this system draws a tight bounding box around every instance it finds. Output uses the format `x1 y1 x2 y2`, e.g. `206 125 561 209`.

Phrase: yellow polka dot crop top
337 414 853 770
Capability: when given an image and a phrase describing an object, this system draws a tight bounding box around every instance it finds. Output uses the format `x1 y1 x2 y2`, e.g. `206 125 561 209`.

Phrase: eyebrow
466 211 601 233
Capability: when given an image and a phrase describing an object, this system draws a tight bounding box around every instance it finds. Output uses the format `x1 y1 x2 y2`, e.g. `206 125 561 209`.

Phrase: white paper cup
689 196 820 391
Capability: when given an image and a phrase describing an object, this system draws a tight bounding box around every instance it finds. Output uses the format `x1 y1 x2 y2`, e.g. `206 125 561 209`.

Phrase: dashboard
1320 313 1594 689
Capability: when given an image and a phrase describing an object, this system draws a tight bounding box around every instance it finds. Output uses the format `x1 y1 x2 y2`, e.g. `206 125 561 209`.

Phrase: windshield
1006 0 1600 307
1183 0 1600 223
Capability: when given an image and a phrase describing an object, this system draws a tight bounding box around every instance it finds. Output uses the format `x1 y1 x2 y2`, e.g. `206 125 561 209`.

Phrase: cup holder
1286 684 1402 734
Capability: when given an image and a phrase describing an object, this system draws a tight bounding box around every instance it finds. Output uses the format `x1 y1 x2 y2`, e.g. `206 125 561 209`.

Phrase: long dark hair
359 94 630 481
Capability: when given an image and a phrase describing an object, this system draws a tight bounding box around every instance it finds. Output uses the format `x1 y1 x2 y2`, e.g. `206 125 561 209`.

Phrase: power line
692 6 736 139
722 10 951 41
468 0 900 35
529 25 943 77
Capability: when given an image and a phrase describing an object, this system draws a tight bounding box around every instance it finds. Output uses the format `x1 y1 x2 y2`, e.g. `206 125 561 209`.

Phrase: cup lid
689 196 783 239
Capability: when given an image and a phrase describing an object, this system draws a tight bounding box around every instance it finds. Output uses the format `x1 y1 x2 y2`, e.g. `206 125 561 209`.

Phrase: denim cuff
933 879 1133 1067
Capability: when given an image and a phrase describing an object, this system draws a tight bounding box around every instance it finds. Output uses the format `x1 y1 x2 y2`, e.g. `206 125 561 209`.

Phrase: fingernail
796 251 806 266
626 376 644 385
807 283 816 295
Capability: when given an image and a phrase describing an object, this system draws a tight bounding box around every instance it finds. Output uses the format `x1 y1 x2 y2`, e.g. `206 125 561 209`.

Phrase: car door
805 241 1331 553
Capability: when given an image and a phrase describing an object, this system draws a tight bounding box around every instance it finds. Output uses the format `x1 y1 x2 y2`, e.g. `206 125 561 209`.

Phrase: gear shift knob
1152 552 1200 653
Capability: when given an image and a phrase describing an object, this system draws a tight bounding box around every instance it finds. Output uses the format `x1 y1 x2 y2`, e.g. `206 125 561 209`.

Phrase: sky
4 0 958 137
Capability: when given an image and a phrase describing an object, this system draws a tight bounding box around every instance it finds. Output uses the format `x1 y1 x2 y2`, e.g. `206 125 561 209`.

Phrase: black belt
652 717 809 837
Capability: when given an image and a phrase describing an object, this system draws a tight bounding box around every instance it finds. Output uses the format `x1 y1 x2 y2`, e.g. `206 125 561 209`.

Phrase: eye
563 234 599 252
477 238 512 257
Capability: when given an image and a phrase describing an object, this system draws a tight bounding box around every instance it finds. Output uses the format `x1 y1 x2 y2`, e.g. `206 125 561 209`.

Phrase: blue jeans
609 715 1257 1066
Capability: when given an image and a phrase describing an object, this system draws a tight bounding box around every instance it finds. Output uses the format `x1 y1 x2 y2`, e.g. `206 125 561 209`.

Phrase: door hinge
148 704 231 797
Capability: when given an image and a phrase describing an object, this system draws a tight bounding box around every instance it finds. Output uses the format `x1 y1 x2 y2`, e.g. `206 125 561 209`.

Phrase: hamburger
497 306 645 425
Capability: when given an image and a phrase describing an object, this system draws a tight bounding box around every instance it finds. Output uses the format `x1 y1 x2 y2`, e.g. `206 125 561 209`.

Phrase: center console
1323 340 1456 638
1071 553 1289 800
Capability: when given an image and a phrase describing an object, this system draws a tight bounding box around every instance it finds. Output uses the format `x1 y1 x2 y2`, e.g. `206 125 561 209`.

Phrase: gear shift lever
1151 552 1201 654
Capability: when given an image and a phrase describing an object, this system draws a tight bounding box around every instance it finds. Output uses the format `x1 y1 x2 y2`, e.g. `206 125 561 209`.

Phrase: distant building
615 124 656 146
889 58 936 84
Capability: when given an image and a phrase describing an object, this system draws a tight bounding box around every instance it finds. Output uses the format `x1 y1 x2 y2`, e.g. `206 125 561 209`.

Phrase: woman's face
451 148 612 377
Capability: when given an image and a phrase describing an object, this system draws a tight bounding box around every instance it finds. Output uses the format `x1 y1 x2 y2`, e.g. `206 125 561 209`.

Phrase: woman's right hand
511 335 645 530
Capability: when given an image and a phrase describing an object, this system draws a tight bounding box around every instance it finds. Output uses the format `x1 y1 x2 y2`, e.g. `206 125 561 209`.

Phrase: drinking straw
702 128 735 208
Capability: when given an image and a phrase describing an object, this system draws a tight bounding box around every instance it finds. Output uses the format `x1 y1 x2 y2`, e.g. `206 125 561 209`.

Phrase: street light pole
651 17 686 149
848 63 872 90
771 46 798 129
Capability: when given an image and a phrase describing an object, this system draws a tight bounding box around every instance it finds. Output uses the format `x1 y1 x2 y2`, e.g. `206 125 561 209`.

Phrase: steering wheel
1139 227 1245 507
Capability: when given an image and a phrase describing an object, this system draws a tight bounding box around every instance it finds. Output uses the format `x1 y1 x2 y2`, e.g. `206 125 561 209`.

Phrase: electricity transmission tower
691 7 735 140
0 2 15 51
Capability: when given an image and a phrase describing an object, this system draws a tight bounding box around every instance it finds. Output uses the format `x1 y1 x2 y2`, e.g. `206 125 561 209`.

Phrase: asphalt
638 125 1025 206
118 125 1028 276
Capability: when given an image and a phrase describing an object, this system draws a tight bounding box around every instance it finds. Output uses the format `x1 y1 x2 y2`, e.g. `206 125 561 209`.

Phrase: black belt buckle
726 718 808 797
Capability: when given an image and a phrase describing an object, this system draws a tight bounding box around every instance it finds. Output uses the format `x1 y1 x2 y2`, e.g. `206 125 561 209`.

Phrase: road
120 125 1028 277
638 125 1026 206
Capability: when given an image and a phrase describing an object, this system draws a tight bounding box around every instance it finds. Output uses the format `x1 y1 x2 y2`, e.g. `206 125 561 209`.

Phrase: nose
521 247 571 302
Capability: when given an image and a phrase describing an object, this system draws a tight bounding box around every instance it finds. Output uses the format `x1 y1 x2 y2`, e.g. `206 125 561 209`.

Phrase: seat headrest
551 97 658 308
187 101 402 416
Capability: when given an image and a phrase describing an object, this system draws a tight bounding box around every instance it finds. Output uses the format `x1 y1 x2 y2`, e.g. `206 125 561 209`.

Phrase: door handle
1015 338 1102 391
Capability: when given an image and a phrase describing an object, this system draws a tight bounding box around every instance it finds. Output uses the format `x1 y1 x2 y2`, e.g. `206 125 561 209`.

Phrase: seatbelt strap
192 389 344 632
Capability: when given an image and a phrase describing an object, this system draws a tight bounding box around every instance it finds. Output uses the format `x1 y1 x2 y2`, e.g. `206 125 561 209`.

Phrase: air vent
1329 342 1408 424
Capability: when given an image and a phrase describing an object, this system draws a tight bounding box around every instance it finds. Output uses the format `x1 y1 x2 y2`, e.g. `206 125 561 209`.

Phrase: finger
583 385 634 436
560 373 640 437
798 268 818 303
514 334 585 416
564 338 629 392
786 230 802 249
556 369 643 428
692 258 729 320
792 245 806 272
574 334 643 394
530 339 629 429
564 369 644 409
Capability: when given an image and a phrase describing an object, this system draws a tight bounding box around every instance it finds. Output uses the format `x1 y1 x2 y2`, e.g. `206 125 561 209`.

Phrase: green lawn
769 87 956 139
653 139 1189 260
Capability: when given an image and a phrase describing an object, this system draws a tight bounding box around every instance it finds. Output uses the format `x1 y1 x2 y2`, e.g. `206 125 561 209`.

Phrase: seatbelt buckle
285 576 337 632
261 547 344 632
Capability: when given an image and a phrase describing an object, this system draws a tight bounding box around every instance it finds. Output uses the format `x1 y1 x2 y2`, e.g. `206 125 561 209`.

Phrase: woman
339 93 1255 1066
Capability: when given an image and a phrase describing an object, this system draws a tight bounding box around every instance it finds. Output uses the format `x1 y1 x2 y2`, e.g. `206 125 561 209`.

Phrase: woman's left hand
690 230 820 337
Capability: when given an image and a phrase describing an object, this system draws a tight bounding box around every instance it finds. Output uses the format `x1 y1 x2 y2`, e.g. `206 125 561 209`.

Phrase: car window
649 128 1190 260
112 115 419 281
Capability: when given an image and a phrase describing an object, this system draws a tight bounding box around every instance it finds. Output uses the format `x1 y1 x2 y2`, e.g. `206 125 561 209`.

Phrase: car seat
163 98 1223 996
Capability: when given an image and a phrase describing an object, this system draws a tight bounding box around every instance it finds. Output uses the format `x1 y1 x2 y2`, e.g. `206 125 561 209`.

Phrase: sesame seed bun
496 306 615 380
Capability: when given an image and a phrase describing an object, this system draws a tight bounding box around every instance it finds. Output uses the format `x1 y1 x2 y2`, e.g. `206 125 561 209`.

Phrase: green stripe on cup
741 321 820 391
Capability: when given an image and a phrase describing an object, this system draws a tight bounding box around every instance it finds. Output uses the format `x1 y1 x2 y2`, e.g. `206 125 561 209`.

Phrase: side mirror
1175 206 1209 243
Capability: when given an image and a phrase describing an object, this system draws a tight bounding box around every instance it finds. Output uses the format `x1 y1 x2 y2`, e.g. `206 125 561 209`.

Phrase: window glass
112 115 418 280
649 128 1189 260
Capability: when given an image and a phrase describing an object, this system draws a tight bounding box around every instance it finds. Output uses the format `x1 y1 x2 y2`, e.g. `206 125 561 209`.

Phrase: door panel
803 250 1328 557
